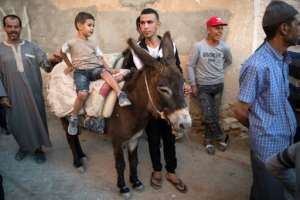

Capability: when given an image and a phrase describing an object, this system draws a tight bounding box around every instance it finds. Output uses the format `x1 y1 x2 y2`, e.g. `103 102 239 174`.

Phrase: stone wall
0 0 299 104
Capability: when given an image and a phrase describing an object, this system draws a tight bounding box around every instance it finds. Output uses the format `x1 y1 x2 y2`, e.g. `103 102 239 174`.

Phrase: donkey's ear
127 38 160 68
161 31 175 61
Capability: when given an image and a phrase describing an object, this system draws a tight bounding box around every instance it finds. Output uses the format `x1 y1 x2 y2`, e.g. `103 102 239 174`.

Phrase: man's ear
279 23 291 36
157 21 161 28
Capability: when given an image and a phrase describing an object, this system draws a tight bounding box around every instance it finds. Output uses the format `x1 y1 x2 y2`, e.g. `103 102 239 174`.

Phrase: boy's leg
68 70 89 135
212 83 229 151
197 85 216 155
101 70 121 93
72 91 89 116
101 70 132 107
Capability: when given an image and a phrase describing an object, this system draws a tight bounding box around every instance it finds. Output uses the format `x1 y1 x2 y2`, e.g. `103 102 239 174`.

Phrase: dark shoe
34 149 46 164
68 116 78 135
15 149 28 161
131 180 145 191
150 171 162 190
118 91 132 107
217 134 229 152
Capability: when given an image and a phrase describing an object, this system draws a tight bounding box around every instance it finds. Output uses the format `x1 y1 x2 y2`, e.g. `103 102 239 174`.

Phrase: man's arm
32 43 61 73
188 44 200 96
223 45 232 68
0 77 11 108
233 101 250 127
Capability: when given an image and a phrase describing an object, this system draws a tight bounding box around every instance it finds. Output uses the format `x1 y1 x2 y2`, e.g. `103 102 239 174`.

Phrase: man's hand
48 50 63 65
232 101 250 128
0 97 11 108
183 83 192 96
191 85 198 97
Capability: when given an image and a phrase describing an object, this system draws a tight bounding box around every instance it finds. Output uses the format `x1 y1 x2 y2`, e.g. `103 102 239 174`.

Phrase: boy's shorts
74 66 105 92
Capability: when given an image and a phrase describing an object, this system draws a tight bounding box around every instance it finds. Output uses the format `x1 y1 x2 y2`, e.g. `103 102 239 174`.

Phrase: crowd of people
0 0 300 199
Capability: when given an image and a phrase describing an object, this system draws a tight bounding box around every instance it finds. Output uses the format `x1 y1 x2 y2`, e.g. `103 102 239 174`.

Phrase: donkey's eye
158 86 172 96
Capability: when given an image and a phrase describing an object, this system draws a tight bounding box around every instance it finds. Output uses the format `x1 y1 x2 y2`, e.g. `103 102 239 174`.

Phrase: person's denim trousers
197 83 224 140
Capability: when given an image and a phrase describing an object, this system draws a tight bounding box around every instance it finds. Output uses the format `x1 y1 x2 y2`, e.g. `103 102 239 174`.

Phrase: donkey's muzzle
167 108 192 130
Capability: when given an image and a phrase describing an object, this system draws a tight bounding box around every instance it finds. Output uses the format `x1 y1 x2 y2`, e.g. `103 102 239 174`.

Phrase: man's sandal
150 172 162 190
166 175 188 193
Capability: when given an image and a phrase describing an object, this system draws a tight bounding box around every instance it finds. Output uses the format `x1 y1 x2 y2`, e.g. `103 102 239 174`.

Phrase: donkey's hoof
120 187 131 199
76 166 86 174
132 180 145 192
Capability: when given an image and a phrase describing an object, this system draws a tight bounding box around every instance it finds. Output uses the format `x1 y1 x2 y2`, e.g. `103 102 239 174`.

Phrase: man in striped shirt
234 1 299 199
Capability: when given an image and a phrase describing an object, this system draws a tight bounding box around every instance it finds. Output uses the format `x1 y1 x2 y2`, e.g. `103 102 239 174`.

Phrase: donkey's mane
122 68 144 92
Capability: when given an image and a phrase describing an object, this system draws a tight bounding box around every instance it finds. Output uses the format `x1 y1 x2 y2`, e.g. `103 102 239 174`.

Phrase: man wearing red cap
188 16 232 155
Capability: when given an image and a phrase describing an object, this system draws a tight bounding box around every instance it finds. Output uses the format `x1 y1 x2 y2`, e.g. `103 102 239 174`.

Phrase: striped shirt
238 42 297 162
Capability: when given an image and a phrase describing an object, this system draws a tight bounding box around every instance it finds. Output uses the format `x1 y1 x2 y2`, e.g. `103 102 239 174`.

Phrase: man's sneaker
68 116 78 135
118 91 132 107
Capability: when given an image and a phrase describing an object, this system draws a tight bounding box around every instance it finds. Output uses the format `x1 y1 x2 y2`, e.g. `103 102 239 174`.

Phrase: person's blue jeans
74 67 104 92
197 83 224 140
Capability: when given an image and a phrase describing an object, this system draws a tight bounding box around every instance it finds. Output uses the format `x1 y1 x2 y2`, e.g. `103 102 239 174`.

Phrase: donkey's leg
113 140 131 198
60 118 84 169
128 145 144 191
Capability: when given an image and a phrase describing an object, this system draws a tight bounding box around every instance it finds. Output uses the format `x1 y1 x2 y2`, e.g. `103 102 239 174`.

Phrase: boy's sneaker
118 91 132 107
68 116 78 135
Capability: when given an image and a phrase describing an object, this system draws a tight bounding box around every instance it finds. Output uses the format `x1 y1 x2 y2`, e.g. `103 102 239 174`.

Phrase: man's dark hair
136 16 140 29
263 17 296 40
2 14 22 27
262 1 298 40
140 8 159 20
74 12 95 30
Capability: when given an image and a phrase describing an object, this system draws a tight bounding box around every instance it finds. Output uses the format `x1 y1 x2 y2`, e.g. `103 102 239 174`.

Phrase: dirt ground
0 98 252 200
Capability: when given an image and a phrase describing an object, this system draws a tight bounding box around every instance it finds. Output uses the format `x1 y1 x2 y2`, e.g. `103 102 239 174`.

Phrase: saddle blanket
47 53 130 118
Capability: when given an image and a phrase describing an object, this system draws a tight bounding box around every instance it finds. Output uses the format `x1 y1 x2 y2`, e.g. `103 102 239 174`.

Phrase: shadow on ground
0 111 251 200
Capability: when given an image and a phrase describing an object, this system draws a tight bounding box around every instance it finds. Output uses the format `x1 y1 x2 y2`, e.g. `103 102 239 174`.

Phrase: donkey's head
128 31 191 130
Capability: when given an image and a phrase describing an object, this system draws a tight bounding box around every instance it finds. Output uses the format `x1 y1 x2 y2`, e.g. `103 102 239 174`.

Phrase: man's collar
3 40 25 47
140 35 162 50
265 42 292 64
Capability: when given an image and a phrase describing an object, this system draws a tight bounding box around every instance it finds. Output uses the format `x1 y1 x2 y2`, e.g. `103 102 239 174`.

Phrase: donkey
61 31 192 198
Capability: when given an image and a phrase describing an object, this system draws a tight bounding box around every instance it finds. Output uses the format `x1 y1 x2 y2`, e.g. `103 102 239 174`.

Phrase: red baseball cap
206 16 228 27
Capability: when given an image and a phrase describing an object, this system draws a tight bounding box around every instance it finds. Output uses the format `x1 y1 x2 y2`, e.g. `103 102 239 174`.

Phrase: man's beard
285 36 299 46
8 32 20 40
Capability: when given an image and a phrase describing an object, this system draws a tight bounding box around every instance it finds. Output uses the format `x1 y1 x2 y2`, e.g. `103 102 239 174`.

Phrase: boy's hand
64 67 73 75
0 97 11 108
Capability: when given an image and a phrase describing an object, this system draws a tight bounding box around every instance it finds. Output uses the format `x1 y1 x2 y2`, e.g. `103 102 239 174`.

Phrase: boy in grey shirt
188 16 232 155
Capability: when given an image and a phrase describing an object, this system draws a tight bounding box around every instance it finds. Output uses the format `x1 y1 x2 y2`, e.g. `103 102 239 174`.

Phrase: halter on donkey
61 31 191 199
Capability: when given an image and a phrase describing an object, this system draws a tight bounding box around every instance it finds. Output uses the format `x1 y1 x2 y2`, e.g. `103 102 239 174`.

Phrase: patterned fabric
238 42 297 161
